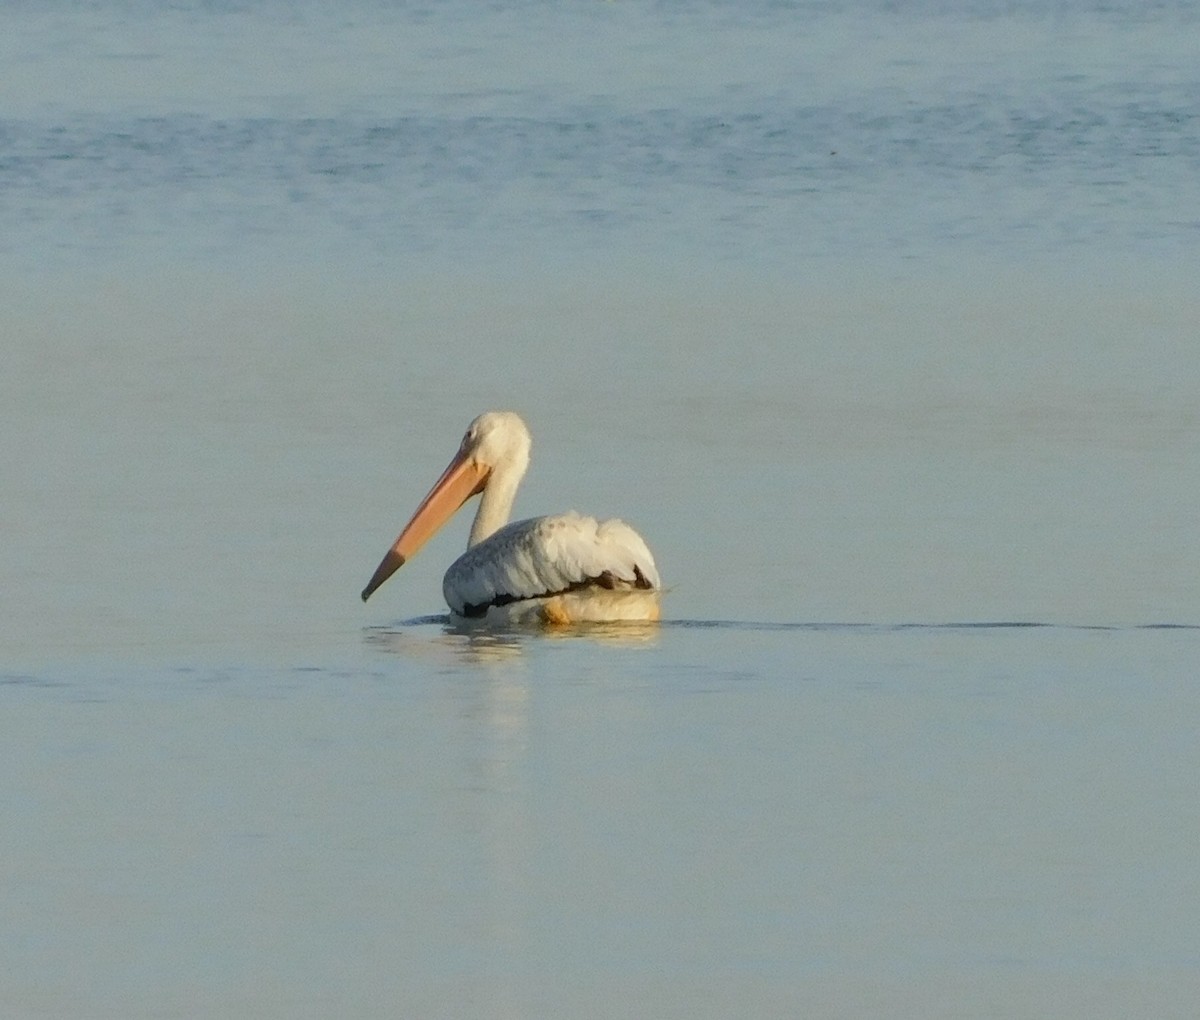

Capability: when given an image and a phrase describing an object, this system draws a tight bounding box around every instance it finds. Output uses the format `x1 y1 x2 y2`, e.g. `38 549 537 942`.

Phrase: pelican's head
459 410 531 478
360 411 532 602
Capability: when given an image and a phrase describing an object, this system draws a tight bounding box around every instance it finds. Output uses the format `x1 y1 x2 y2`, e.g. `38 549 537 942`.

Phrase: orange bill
361 449 489 601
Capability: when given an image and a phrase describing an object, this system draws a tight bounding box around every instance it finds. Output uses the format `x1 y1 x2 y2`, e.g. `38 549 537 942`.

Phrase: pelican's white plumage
445 512 659 617
361 411 661 625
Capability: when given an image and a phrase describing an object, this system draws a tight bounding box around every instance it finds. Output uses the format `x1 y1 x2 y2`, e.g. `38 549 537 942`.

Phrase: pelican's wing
443 511 660 616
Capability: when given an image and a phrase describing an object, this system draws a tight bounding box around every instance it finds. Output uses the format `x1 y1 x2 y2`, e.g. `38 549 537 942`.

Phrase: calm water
3 1 1199 1016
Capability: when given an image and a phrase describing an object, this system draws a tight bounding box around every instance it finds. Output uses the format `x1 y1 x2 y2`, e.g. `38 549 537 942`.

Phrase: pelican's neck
468 461 523 548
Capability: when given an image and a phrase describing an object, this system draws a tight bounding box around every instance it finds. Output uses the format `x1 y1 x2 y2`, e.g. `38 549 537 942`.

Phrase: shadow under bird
361 411 661 625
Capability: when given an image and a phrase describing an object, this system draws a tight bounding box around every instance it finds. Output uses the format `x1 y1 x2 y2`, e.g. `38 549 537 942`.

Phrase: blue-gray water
3 1 1199 1016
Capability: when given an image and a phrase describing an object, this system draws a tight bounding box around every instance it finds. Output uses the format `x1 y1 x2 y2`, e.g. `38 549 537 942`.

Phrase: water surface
3 1 1198 1016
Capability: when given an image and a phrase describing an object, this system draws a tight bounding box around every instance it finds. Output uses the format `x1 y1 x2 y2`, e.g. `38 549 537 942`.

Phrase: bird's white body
362 412 661 625
444 511 660 623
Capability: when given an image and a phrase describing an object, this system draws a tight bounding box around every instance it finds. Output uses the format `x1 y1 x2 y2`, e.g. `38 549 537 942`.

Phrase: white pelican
361 411 661 625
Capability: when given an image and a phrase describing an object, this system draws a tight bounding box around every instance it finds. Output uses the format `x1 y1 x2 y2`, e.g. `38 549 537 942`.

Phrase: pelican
361 411 661 625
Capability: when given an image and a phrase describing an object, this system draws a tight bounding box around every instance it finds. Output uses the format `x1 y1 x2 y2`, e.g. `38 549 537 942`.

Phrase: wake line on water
664 620 1200 633
389 616 1199 633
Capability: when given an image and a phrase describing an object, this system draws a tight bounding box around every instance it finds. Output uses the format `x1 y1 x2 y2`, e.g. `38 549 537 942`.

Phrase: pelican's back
443 511 660 620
